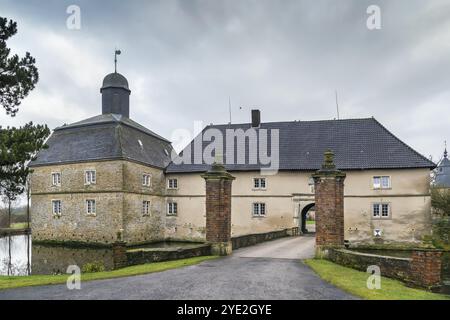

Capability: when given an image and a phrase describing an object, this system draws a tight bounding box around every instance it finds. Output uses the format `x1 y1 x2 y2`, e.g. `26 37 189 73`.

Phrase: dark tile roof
30 114 173 168
166 118 435 173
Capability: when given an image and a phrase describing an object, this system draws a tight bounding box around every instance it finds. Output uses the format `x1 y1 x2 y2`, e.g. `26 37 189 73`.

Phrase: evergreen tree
0 17 39 117
0 122 50 226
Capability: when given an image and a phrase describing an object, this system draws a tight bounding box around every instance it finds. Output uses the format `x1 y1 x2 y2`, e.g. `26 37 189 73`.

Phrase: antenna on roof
114 49 121 73
228 96 232 124
335 90 340 120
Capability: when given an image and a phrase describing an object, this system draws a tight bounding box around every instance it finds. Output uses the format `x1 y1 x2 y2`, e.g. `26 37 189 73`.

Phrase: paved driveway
0 236 355 300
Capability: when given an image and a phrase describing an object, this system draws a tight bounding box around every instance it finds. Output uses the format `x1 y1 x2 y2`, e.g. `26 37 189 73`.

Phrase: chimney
251 109 261 127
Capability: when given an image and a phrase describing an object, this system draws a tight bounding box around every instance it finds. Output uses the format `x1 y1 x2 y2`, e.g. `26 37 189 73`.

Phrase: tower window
85 170 96 185
51 172 61 186
142 201 151 216
86 199 96 216
142 174 151 187
52 200 62 217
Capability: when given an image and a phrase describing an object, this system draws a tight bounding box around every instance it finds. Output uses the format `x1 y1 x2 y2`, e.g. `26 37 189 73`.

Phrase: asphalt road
0 234 356 300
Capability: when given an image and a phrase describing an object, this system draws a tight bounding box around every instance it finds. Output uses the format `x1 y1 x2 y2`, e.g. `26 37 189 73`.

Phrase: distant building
434 147 450 188
30 70 436 246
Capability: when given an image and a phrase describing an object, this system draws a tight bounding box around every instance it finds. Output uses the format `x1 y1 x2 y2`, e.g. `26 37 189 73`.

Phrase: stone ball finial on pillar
312 149 346 258
201 161 235 256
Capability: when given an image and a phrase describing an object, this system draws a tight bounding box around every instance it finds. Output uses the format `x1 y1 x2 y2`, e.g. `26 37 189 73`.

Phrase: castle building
30 71 436 246
434 147 450 188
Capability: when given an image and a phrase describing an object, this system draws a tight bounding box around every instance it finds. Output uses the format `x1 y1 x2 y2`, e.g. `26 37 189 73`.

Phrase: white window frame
372 203 391 219
252 202 266 217
373 176 391 189
85 170 96 185
86 199 96 216
51 172 61 186
51 200 62 217
167 178 178 190
253 178 266 190
142 200 151 216
308 177 315 193
142 173 152 187
167 202 178 216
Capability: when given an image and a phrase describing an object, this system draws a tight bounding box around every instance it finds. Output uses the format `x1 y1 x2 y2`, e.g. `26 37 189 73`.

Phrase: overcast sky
0 0 449 161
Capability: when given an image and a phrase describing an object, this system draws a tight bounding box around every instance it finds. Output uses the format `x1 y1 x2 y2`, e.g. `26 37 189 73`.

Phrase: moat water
0 234 201 276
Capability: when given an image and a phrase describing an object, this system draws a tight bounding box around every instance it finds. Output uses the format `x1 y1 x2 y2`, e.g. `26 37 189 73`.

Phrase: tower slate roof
30 113 173 168
166 117 435 173
435 149 450 188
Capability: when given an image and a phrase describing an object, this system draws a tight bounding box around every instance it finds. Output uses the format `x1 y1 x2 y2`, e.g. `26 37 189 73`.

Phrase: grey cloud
0 0 448 162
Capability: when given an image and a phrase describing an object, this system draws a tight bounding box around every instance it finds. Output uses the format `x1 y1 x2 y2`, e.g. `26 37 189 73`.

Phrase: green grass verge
304 259 450 300
9 222 28 229
306 220 315 225
0 256 218 291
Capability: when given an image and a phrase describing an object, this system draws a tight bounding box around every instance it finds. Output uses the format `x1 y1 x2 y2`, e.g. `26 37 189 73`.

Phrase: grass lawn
9 222 28 230
306 220 315 225
0 256 218 291
304 259 450 300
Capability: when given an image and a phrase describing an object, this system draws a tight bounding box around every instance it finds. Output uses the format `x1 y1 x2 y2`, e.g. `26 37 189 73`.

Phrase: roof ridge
209 117 375 128
371 118 436 167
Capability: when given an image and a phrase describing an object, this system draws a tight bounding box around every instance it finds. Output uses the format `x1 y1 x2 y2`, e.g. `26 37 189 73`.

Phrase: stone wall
328 248 411 281
31 160 168 245
31 192 124 244
126 244 211 266
231 229 289 249
328 248 444 289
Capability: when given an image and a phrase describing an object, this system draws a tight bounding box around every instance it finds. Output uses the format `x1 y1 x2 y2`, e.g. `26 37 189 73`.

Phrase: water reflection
0 234 114 276
0 234 31 276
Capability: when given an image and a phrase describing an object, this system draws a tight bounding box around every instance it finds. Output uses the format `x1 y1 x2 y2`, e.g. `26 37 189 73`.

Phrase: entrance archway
300 203 315 234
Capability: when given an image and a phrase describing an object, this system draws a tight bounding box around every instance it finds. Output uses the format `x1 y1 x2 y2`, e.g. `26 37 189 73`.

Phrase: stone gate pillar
201 161 235 256
312 150 346 258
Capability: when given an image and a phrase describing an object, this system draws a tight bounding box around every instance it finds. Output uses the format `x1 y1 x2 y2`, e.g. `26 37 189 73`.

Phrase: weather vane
114 49 121 73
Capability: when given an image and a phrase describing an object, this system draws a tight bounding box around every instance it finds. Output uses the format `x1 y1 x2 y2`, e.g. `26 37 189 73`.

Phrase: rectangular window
372 203 380 218
142 200 151 216
85 170 96 185
142 174 151 187
381 204 390 217
372 203 390 219
167 202 178 216
373 176 390 189
86 199 96 215
52 200 61 216
167 179 178 189
253 203 266 217
51 173 61 186
253 178 266 189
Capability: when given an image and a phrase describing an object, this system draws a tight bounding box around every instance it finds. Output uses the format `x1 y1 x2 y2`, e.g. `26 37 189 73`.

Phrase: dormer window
142 174 151 187
373 176 390 189
85 170 96 185
51 172 61 186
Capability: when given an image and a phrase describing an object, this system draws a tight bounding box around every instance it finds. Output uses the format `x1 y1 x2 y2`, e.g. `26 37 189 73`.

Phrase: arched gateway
203 150 346 257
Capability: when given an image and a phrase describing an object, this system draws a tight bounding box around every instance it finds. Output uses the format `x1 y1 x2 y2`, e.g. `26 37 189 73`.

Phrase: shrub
81 261 105 273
